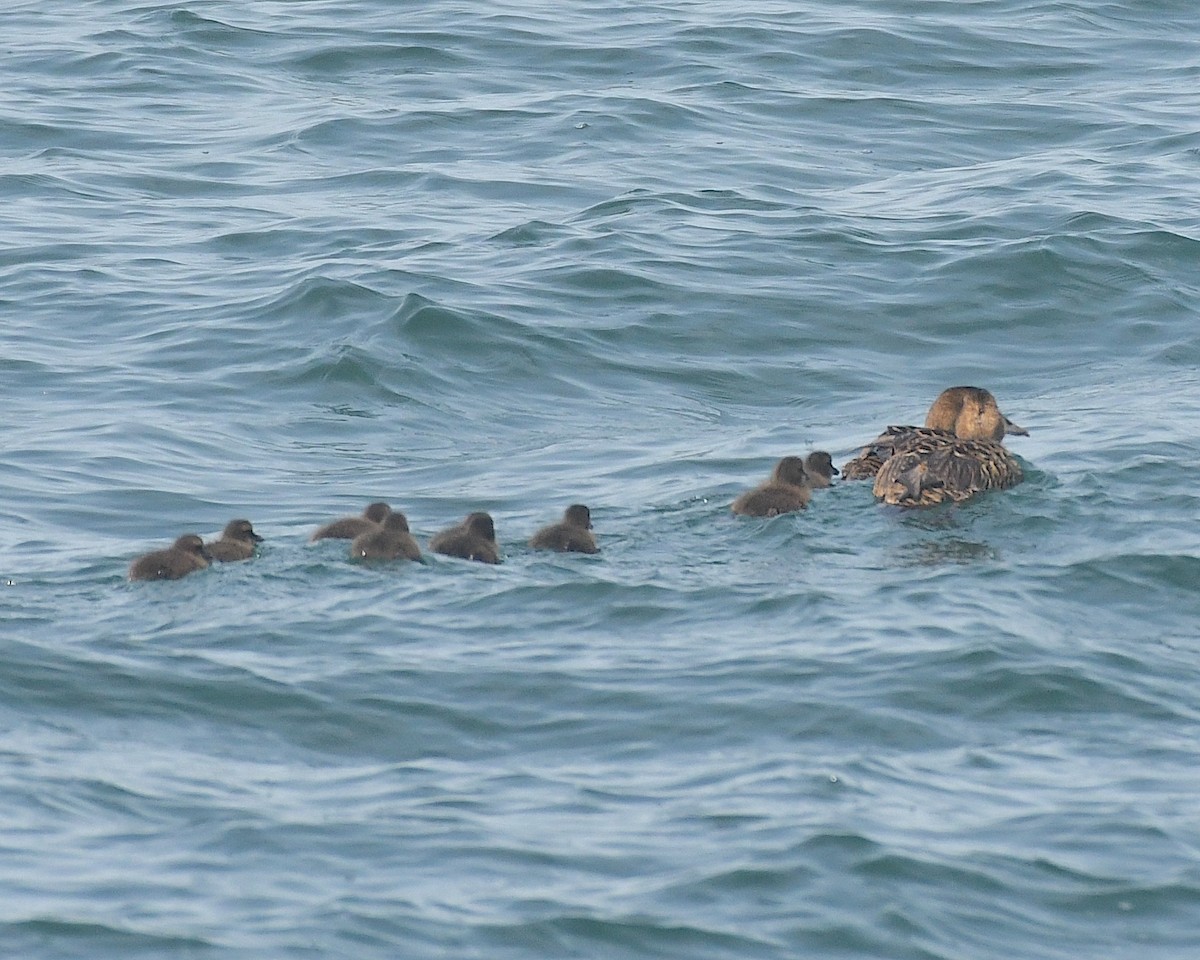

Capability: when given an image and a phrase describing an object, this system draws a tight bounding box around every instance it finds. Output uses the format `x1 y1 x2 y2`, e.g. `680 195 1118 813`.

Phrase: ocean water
3 1 1200 957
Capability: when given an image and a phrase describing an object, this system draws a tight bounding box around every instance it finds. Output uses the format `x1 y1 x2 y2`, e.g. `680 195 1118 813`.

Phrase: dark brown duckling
206 519 263 562
350 512 421 561
129 534 211 582
731 456 812 517
429 511 500 564
804 451 839 488
529 504 598 554
310 502 391 541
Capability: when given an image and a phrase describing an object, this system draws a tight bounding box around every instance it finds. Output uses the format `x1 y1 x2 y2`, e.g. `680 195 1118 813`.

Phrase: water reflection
897 538 998 566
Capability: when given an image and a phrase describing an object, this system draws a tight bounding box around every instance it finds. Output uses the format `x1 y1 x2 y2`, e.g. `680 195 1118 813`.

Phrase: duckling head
924 386 1027 441
364 502 392 523
222 519 264 543
382 512 410 533
771 456 809 487
804 451 839 485
465 512 496 542
564 504 592 529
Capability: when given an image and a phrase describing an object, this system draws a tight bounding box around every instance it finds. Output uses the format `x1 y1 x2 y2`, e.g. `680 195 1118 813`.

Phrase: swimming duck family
842 386 1028 506
130 502 613 578
126 388 1031 579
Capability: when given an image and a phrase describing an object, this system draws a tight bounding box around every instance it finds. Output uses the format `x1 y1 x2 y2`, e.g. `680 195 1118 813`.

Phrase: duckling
731 456 812 517
430 512 500 564
310 502 391 541
843 387 1029 506
129 534 211 581
206 519 263 562
529 504 598 554
804 451 839 488
350 512 421 561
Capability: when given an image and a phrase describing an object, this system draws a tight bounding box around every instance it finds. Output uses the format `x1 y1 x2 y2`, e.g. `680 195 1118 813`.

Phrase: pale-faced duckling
206 519 263 562
804 451 839 488
310 502 391 541
529 504 598 554
731 456 812 517
129 534 211 581
430 512 500 564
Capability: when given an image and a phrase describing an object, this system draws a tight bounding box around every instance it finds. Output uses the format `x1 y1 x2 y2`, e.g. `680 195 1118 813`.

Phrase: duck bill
1003 416 1029 436
251 533 265 543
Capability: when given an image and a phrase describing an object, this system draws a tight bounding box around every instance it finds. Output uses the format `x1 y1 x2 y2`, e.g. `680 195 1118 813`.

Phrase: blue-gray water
3 2 1200 957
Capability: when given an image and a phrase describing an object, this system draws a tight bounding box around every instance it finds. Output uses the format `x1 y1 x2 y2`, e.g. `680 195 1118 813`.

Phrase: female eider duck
351 512 421 562
529 504 598 554
206 519 264 562
129 534 211 581
430 512 500 564
732 456 812 517
842 386 1029 506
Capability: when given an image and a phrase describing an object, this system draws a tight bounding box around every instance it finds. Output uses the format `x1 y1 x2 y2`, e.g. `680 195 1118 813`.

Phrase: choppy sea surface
3 2 1200 957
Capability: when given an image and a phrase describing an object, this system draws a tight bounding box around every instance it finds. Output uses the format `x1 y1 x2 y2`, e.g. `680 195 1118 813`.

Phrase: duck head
924 386 1027 441
222 519 264 544
564 504 592 529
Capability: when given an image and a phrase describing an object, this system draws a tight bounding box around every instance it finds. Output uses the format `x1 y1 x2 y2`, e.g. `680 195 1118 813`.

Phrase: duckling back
529 504 599 554
129 534 210 581
206 519 264 562
351 512 421 561
430 512 501 564
311 502 391 542
732 456 812 517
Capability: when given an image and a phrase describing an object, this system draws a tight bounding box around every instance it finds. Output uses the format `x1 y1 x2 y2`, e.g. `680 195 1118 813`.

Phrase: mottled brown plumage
351 512 421 561
310 502 391 541
842 387 1028 507
731 456 812 517
843 425 952 479
843 387 1027 480
129 534 211 582
430 512 500 564
529 504 598 554
206 519 263 562
873 439 1023 506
